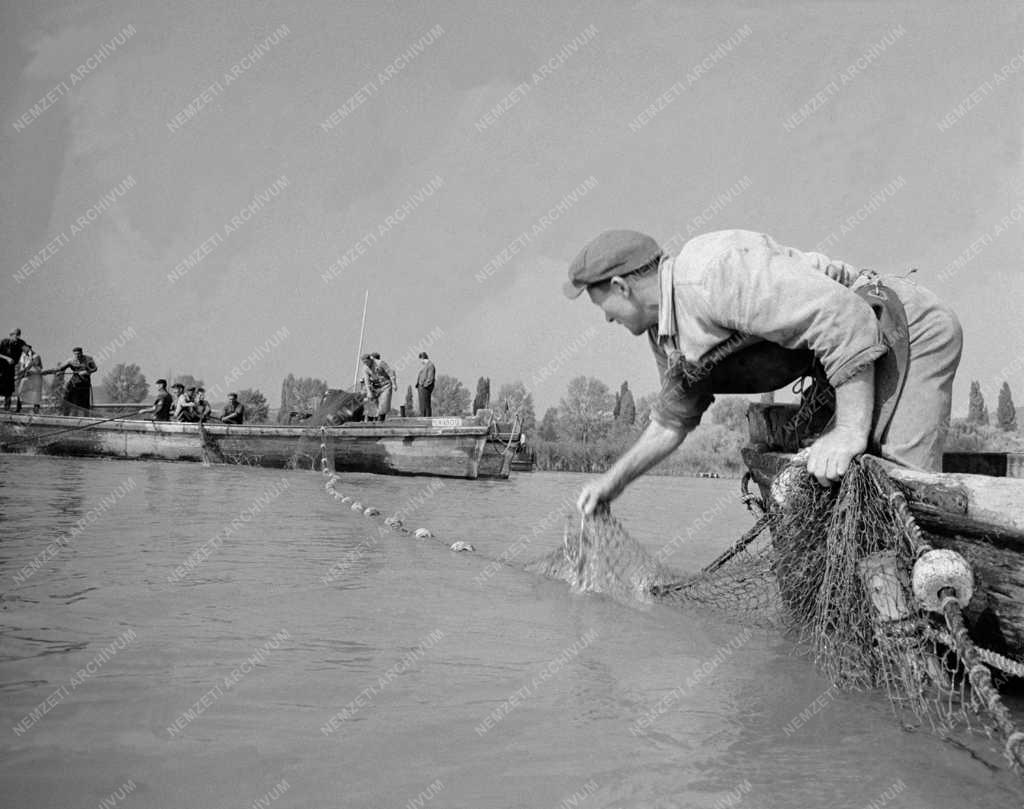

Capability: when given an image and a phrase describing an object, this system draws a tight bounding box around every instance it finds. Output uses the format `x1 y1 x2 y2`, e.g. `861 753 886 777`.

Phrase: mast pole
353 290 369 388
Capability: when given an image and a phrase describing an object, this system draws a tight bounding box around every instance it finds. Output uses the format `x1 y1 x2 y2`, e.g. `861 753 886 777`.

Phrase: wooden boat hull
743 403 1024 657
0 413 509 480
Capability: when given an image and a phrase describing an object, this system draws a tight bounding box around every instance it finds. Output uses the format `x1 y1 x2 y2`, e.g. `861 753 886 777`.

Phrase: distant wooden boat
510 447 536 472
489 416 534 473
743 403 1024 657
0 410 512 480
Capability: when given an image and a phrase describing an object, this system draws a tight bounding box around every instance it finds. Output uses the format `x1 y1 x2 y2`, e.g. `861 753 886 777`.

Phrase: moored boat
0 410 512 480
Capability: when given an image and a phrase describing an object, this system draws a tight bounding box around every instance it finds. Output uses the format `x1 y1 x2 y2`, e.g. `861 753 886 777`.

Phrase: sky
1 0 1023 416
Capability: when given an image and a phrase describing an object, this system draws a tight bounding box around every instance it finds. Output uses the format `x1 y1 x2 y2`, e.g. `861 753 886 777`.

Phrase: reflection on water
0 455 1020 808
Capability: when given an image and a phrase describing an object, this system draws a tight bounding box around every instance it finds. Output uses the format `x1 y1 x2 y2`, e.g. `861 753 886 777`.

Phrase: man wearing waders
566 230 962 515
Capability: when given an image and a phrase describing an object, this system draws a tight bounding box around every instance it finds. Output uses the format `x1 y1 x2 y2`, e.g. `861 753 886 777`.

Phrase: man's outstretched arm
577 419 690 515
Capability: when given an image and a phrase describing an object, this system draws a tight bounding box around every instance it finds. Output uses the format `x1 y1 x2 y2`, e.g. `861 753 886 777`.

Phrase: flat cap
563 230 661 299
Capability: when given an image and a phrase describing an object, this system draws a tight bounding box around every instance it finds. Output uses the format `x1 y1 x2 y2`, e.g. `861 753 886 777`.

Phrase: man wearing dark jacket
415 352 436 416
0 329 26 410
150 379 173 421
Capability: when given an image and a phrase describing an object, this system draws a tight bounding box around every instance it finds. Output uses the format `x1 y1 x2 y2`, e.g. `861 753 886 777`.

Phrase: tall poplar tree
996 381 1018 431
967 380 989 425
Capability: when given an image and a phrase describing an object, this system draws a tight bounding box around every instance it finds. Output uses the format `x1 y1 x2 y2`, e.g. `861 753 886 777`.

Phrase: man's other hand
805 424 867 486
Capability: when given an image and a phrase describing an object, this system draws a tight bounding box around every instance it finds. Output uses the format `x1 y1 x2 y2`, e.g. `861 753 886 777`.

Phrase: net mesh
527 455 1022 760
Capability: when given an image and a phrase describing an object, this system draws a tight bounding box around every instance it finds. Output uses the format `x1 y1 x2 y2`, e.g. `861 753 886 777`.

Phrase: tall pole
352 290 369 387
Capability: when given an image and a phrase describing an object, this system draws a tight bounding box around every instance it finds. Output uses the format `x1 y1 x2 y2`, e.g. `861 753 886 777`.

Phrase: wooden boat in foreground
743 403 1024 658
0 410 513 480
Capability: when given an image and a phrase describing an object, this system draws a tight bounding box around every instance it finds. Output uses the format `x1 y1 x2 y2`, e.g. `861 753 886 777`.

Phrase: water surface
1 456 1019 808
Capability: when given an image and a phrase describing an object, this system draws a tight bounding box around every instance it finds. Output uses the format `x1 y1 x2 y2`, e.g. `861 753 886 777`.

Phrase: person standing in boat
0 328 26 411
565 230 962 515
415 351 436 416
221 392 245 424
362 353 395 422
15 345 44 414
52 346 97 415
372 352 397 406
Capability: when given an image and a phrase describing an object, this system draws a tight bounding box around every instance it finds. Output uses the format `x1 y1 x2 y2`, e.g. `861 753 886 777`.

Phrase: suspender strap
854 280 911 451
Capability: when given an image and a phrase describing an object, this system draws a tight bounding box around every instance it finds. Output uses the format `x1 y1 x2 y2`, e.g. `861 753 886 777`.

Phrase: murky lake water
1 456 1020 808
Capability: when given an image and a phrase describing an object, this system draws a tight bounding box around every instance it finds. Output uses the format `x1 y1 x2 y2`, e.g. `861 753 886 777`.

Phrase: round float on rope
449 541 474 552
911 549 974 611
414 528 432 539
384 517 403 528
350 501 363 512
770 449 810 507
364 507 380 517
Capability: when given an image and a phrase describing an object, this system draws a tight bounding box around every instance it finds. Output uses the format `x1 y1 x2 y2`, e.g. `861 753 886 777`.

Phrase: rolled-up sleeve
647 330 714 432
704 244 886 387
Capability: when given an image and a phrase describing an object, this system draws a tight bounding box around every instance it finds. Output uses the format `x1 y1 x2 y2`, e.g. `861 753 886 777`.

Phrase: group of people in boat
0 325 439 426
0 329 97 415
145 380 245 424
0 327 248 424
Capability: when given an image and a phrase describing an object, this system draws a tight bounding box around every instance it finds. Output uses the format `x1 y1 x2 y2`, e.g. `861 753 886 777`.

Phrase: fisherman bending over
361 353 396 422
566 230 962 515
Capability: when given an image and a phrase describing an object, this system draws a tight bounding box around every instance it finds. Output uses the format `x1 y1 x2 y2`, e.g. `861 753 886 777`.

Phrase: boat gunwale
0 412 493 439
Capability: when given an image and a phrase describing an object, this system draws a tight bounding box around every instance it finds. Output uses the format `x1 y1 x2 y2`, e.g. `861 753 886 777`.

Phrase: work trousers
418 386 433 417
863 275 963 472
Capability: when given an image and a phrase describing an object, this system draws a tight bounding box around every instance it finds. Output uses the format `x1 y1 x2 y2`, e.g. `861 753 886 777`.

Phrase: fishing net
527 454 1024 769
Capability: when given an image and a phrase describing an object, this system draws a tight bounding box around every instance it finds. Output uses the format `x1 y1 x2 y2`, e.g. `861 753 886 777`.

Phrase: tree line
94 363 1024 464
946 379 1022 452
92 364 747 472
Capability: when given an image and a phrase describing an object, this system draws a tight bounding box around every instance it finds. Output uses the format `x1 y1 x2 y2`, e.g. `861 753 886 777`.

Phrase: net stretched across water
526 455 1024 770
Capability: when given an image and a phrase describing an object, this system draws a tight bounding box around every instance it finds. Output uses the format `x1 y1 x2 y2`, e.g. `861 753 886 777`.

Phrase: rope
649 511 771 598
319 426 330 474
940 592 1024 770
924 626 1024 679
862 456 1024 770
739 471 766 517
1 408 149 448
700 513 771 575
650 474 771 595
318 462 475 551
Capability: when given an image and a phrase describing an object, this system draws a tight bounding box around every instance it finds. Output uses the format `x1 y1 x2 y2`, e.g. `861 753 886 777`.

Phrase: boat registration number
432 417 462 427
